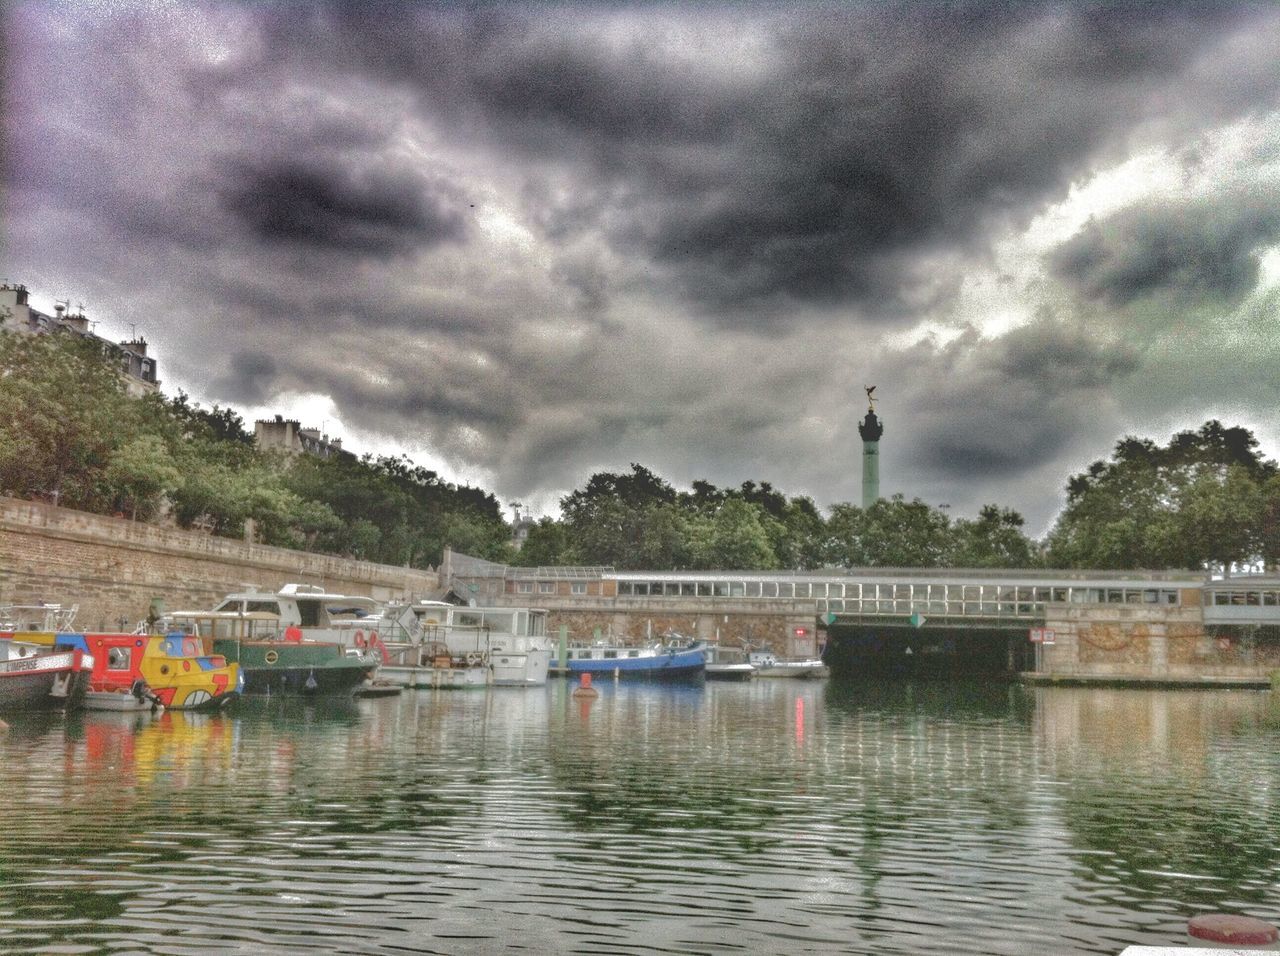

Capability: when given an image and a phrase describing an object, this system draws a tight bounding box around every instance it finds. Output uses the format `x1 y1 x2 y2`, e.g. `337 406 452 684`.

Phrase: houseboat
62 633 241 711
163 610 376 696
554 639 707 681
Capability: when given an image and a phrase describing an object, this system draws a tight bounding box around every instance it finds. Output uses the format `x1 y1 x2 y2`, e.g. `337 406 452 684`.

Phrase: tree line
2 327 1276 572
0 331 509 567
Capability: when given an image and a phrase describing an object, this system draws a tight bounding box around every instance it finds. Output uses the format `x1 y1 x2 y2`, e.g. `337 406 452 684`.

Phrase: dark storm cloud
6 1 1280 531
241 3 1280 320
219 159 468 256
1050 195 1280 308
902 322 1141 481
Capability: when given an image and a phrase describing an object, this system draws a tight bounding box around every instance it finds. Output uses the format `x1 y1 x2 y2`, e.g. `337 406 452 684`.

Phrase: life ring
465 651 486 667
265 650 279 664
354 630 367 649
368 632 389 664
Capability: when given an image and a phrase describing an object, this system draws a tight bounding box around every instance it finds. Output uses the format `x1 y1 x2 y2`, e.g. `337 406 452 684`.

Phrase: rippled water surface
3 680 1280 954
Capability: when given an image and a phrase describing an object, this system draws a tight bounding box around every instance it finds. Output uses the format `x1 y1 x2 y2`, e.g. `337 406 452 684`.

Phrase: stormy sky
5 1 1280 533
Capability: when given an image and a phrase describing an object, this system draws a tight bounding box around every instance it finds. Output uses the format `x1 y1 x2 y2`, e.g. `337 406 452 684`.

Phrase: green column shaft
862 439 879 509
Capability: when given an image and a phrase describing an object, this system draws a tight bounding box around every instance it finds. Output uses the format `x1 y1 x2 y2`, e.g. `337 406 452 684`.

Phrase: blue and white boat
555 640 707 680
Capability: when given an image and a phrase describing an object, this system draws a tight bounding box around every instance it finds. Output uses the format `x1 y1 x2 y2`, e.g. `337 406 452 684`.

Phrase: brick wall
0 497 439 631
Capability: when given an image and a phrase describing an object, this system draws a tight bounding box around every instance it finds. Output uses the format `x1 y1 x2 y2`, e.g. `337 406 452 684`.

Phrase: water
3 680 1280 954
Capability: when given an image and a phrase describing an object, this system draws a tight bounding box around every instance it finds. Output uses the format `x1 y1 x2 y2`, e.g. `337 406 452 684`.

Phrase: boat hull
378 663 490 689
0 651 90 711
213 640 374 697
559 646 707 681
705 663 756 681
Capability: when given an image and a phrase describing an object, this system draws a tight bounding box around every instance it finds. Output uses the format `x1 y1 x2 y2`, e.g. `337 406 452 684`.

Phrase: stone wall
1040 601 1277 681
0 497 439 631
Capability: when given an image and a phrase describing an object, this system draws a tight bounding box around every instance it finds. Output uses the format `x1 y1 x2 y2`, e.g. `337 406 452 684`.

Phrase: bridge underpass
824 619 1037 678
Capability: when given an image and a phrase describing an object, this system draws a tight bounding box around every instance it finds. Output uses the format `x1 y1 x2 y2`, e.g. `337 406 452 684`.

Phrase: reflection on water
3 681 1280 953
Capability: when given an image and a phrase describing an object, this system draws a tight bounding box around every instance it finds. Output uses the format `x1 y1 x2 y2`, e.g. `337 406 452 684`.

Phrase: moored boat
748 651 829 679
0 638 92 711
164 610 376 697
553 640 707 680
27 632 241 711
702 644 756 681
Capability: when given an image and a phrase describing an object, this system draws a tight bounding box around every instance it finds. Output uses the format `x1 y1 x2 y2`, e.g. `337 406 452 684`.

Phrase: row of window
611 581 1181 605
1210 591 1280 606
517 582 587 595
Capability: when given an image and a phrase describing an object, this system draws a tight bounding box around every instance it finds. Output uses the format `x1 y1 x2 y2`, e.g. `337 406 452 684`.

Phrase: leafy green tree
515 517 574 566
103 435 183 520
949 505 1039 568
688 499 778 569
1048 421 1277 569
0 332 133 509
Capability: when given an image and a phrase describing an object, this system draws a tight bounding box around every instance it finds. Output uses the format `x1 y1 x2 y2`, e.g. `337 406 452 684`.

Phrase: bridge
443 550 1280 684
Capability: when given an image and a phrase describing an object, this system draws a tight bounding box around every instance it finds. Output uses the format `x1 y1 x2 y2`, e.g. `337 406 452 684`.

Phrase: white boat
203 586 553 689
702 644 756 681
748 651 829 679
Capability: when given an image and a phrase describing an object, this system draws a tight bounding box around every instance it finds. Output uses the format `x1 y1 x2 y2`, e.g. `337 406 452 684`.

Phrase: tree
949 505 1038 568
103 435 183 520
0 332 133 509
1048 421 1277 570
688 499 778 569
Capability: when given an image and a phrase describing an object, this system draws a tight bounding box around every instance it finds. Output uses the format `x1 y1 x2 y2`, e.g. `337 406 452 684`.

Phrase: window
618 582 634 595
106 647 131 670
762 582 778 598
539 582 555 594
697 583 712 597
570 583 586 595
713 582 729 597
730 582 745 597
746 582 762 598
681 583 697 596
778 583 793 598
627 650 639 658
603 650 617 659
794 583 810 598
297 600 323 626
517 582 533 594
246 601 281 614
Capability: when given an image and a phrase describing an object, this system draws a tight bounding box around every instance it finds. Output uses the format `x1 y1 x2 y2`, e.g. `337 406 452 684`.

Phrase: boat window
627 650 639 657
297 600 322 627
245 601 280 614
603 650 617 659
106 647 131 670
211 599 239 613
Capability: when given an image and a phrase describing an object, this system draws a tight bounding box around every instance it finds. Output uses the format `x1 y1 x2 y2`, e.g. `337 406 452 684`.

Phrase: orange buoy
571 672 599 698
1188 913 1279 945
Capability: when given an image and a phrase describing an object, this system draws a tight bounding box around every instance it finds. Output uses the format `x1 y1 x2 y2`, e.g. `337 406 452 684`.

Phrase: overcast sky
6 1 1280 533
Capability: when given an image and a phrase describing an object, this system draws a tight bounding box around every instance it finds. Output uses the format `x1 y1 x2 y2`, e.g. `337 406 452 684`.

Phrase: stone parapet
0 497 439 631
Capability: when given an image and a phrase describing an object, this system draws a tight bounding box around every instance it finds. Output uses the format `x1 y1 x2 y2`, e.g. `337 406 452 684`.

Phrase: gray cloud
5 1 1280 535
1051 194 1280 308
219 159 468 257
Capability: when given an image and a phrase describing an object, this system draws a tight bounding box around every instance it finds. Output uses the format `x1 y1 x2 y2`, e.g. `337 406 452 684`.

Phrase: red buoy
1188 913 1279 945
571 672 599 699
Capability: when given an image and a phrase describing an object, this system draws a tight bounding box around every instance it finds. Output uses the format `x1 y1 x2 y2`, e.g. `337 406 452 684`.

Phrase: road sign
825 612 837 625
910 612 927 628
1029 627 1056 645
